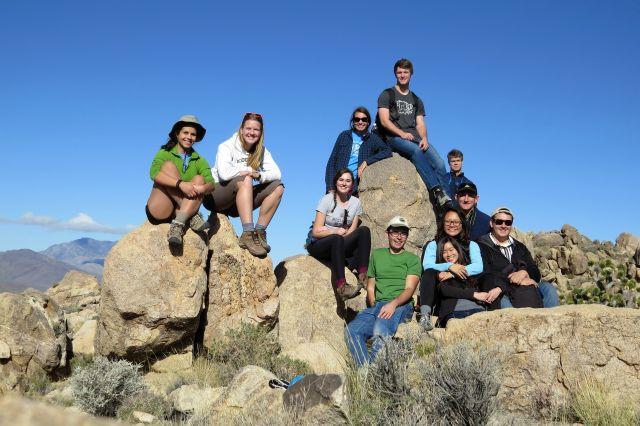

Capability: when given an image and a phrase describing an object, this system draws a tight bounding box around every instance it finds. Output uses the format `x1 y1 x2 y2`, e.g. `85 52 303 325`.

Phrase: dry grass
571 375 638 426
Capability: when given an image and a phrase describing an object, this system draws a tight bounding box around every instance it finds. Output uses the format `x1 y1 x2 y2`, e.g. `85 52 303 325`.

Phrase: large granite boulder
203 214 279 347
95 221 208 360
0 291 68 392
358 153 437 256
444 305 640 414
46 270 100 312
0 395 118 426
275 255 365 373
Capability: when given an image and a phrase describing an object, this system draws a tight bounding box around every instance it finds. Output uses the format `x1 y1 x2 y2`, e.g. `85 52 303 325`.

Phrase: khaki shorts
203 177 283 217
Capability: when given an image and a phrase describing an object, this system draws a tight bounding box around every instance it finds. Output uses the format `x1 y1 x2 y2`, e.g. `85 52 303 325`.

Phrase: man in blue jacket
455 181 491 241
446 149 472 200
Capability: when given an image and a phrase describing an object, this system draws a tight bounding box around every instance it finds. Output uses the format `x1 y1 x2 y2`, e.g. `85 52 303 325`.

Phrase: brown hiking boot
189 212 210 233
238 231 267 257
167 221 185 247
337 283 362 301
255 228 271 253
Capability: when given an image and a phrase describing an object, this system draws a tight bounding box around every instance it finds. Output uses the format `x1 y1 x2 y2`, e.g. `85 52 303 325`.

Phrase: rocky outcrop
358 153 437 256
275 255 364 373
0 395 119 426
0 291 68 392
527 225 640 308
46 270 100 312
203 214 279 347
217 365 284 413
95 221 208 360
445 305 640 414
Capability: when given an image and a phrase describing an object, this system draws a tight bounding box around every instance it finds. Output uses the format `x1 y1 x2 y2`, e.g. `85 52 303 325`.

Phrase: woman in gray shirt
306 169 371 301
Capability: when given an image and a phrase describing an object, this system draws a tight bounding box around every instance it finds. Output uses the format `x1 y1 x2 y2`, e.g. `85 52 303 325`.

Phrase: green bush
69 356 146 416
70 354 94 373
22 370 52 397
208 323 311 385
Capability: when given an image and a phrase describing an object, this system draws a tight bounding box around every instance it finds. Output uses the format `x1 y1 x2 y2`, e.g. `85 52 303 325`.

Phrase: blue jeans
442 308 484 327
345 301 414 367
388 137 450 195
501 282 559 308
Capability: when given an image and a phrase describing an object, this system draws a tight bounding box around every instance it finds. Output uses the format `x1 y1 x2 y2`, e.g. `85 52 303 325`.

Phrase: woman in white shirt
306 169 371 301
204 113 284 257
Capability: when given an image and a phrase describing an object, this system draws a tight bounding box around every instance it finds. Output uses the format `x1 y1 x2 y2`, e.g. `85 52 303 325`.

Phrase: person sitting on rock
477 207 559 309
419 206 484 331
455 181 491 241
146 115 216 248
376 58 452 208
204 112 284 257
325 106 392 195
425 236 497 327
345 216 421 367
306 169 371 301
446 149 473 201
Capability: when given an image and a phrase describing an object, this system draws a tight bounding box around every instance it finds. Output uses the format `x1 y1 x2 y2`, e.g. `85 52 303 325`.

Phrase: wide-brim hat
169 115 206 142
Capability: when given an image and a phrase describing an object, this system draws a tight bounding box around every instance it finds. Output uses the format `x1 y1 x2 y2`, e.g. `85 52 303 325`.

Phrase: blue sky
1 0 639 264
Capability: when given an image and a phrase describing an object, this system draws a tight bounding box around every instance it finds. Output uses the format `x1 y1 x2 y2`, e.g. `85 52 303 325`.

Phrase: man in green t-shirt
345 216 422 366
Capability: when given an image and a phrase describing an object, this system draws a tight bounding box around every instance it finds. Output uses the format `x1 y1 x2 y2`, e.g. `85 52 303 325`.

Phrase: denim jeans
387 137 450 195
345 301 414 367
441 308 485 327
501 281 559 308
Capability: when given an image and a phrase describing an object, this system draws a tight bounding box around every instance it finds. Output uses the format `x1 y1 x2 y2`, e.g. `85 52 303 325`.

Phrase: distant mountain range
0 238 116 293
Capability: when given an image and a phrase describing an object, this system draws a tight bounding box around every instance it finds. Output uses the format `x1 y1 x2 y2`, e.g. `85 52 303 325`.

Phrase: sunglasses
493 219 513 226
353 117 369 123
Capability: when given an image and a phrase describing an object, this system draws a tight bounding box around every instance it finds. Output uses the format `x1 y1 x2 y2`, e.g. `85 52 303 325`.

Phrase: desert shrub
22 370 52 397
207 323 311 385
69 356 146 416
116 390 173 422
571 376 638 426
420 341 501 425
345 336 501 426
70 353 94 372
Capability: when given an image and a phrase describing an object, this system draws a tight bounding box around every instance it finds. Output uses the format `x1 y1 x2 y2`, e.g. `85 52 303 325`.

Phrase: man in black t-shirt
377 58 451 208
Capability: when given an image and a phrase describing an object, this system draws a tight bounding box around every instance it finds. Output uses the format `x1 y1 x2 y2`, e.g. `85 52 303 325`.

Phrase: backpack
373 87 420 141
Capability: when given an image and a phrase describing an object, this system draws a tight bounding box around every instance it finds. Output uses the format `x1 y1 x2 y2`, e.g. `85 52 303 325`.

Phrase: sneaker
167 221 185 247
255 228 271 253
419 314 434 332
432 186 452 207
238 231 267 257
337 283 362 301
189 212 210 233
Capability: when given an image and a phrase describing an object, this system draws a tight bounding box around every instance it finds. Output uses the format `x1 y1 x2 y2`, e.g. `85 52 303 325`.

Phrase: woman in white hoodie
204 112 284 257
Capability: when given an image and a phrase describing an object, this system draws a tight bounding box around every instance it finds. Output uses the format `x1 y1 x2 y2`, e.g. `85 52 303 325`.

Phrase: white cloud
0 212 134 235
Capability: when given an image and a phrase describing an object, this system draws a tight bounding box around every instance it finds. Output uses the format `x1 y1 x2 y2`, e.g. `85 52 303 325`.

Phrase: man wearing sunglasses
345 216 421 366
478 207 559 308
455 181 491 241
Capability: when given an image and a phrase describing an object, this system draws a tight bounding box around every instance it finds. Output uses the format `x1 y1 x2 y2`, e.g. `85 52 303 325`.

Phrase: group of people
146 112 284 257
144 58 559 368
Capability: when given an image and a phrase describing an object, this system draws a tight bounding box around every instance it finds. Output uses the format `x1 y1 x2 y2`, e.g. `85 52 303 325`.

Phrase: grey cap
386 215 410 230
491 206 514 219
169 115 206 142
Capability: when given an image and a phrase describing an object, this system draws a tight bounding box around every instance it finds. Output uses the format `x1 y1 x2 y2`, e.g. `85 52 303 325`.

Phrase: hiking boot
337 283 362 301
432 186 452 207
167 221 185 247
255 228 271 253
189 212 210 233
419 314 434 332
238 231 267 257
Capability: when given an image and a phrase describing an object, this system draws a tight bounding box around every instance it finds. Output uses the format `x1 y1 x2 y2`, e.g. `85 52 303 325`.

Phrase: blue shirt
347 132 363 179
422 240 483 276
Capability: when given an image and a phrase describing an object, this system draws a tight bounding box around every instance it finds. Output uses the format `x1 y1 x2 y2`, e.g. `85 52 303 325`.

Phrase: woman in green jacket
146 115 215 247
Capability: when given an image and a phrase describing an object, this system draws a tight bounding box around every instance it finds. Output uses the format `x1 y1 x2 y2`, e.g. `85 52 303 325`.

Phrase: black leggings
419 268 439 307
307 226 371 283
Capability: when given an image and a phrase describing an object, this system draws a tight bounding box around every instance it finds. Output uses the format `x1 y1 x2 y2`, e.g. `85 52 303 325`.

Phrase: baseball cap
456 181 477 196
491 206 514 219
386 216 410 230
